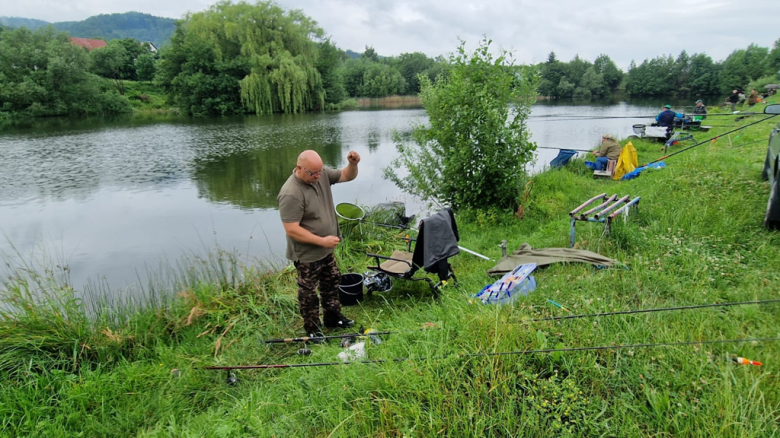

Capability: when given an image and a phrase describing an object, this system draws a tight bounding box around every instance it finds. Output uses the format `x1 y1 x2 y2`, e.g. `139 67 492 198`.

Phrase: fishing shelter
487 243 619 275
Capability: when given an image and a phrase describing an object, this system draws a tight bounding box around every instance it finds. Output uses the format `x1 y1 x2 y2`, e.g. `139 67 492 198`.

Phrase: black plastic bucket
339 273 364 306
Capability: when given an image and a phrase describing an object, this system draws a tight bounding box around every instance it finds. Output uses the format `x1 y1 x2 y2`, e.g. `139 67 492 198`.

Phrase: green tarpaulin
487 243 620 276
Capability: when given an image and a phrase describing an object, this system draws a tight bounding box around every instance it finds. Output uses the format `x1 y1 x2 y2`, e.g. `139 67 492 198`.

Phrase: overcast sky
2 0 778 69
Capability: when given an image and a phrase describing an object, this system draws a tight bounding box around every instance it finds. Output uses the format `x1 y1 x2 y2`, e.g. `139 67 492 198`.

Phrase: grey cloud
5 0 778 70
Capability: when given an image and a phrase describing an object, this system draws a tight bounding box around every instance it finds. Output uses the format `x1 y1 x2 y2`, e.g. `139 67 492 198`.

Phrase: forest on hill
0 12 175 47
1 2 778 118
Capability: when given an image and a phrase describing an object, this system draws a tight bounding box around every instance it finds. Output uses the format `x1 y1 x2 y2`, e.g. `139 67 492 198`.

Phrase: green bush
384 38 538 210
0 27 133 117
746 75 778 95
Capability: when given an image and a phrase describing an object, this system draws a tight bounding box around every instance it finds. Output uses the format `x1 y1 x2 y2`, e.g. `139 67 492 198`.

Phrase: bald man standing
277 150 361 338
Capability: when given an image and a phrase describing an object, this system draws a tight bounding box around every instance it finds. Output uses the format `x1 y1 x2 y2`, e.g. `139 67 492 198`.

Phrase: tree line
0 25 158 118
540 42 780 100
1 0 779 119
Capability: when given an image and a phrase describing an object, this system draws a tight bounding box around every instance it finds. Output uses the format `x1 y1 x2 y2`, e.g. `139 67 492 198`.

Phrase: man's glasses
302 167 322 177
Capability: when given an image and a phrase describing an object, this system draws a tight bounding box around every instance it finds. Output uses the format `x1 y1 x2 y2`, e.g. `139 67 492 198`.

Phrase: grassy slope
1 99 780 437
122 81 173 113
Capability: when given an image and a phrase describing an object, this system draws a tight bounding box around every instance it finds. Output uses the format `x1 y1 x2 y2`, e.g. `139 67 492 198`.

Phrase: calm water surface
0 100 675 295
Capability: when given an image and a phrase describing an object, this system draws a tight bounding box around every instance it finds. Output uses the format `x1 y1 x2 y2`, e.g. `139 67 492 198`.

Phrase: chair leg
448 265 458 285
424 278 439 299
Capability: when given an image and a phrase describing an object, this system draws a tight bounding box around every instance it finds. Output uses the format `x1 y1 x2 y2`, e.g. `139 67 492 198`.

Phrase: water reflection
191 115 345 209
367 130 381 152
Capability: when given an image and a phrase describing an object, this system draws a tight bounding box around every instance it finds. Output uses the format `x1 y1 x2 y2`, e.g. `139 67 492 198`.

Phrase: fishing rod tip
733 357 762 366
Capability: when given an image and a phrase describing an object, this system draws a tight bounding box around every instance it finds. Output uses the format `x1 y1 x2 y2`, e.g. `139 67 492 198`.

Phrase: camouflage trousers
294 253 342 333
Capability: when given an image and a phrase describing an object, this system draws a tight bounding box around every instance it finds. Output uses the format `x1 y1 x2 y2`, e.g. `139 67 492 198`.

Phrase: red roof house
69 37 107 50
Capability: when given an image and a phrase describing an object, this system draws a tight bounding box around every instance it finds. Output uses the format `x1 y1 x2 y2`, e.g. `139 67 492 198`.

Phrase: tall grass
123 81 171 113
356 95 423 109
2 98 780 436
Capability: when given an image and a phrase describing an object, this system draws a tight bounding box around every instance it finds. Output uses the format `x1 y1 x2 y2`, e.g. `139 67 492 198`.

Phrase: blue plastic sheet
621 161 666 180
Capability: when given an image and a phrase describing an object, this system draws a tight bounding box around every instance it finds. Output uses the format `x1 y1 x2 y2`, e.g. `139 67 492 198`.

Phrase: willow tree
161 1 324 115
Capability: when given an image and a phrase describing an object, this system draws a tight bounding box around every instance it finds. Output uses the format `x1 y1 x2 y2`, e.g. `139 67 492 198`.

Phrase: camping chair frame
366 209 459 299
366 236 457 299
663 131 695 154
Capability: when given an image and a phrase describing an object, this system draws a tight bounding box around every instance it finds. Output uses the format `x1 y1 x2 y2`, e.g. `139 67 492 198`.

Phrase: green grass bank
1 98 780 436
123 81 175 114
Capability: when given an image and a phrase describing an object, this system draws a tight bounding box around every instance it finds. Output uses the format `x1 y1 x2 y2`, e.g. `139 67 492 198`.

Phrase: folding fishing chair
366 208 459 298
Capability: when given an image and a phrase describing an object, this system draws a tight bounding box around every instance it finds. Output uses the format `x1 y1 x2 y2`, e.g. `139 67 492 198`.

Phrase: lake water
0 99 679 295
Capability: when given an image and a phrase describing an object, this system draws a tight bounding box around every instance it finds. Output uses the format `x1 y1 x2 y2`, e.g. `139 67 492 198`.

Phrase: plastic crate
473 263 537 305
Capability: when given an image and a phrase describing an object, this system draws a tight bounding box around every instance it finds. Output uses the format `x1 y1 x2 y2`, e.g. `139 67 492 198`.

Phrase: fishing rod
458 246 493 261
645 113 779 166
526 299 780 323
685 124 742 128
727 137 770 149
537 146 590 152
264 299 780 345
530 117 738 124
265 330 393 345
204 337 780 371
371 222 409 230
530 113 748 119
263 323 441 344
528 113 755 121
547 299 571 312
531 117 650 123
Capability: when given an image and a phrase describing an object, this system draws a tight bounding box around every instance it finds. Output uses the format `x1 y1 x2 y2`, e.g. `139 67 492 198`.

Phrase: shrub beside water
385 38 538 211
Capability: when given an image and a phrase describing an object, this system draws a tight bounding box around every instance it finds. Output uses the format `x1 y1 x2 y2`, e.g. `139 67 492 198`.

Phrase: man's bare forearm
340 162 358 182
283 222 325 246
282 222 340 249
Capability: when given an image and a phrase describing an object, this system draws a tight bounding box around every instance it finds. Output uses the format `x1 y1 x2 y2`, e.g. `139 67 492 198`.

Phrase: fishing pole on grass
726 137 771 149
264 330 393 345
366 222 409 230
547 299 571 312
458 246 494 261
262 323 442 344
525 299 780 323
267 300 780 345
204 337 780 371
645 113 780 166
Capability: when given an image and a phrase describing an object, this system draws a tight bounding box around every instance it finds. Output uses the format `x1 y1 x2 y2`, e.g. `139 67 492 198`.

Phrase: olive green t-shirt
277 167 342 263
598 139 622 160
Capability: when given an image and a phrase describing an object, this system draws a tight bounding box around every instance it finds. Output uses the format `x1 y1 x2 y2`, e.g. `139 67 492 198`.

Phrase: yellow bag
613 141 638 180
